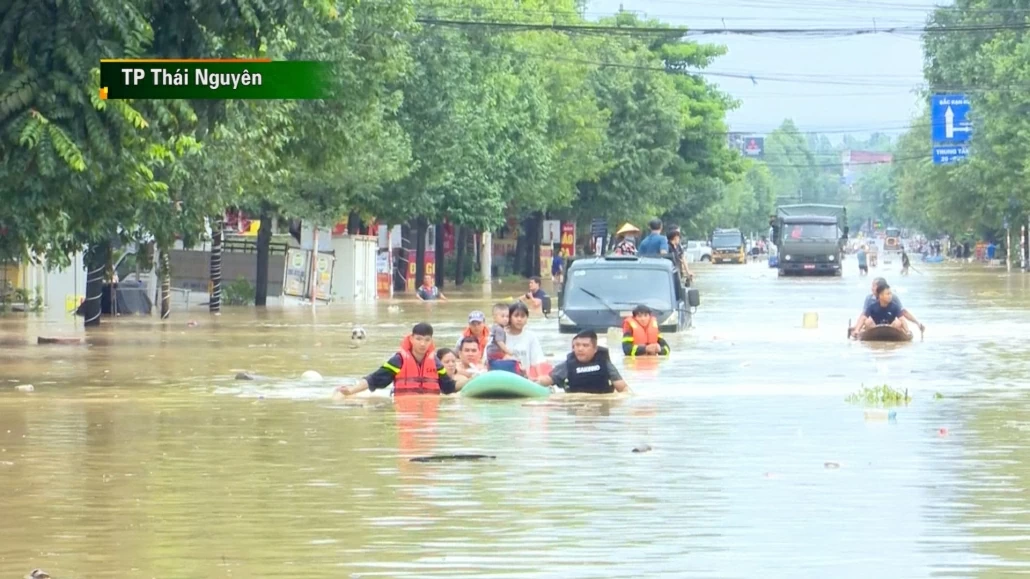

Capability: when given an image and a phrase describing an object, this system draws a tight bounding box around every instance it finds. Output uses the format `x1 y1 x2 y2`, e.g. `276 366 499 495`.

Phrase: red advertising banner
560 222 576 256
377 273 391 298
406 250 436 291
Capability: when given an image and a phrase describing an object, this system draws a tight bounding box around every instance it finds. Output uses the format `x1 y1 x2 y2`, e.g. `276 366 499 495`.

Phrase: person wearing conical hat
612 223 639 255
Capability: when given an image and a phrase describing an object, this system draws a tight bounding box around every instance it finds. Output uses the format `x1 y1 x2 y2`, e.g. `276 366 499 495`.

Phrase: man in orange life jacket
622 305 671 356
335 322 457 397
535 330 630 394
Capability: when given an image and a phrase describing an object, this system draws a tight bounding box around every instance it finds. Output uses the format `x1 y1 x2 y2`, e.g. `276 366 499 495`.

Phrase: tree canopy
0 0 764 266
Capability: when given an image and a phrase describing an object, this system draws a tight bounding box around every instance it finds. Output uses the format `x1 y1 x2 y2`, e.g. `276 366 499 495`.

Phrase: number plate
803 264 815 270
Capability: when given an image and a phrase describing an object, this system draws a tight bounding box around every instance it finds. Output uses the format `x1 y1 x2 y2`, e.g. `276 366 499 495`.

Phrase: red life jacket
394 335 441 395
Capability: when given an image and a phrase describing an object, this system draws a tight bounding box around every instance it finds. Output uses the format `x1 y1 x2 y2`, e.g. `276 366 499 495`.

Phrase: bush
222 277 255 306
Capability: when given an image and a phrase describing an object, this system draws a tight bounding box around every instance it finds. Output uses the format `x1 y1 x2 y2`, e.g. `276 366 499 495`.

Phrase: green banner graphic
99 60 333 100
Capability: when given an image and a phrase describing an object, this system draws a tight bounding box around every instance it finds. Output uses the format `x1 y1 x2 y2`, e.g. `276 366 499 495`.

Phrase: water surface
3 260 1030 578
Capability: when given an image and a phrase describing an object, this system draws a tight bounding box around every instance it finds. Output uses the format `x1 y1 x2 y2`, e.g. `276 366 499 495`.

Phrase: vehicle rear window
786 224 837 240
565 267 674 311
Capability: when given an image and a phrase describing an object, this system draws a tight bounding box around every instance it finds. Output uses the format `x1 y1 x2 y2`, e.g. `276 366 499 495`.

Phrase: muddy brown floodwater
2 261 1030 578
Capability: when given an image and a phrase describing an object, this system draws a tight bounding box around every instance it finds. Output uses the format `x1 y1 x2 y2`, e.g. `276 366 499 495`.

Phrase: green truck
772 204 849 277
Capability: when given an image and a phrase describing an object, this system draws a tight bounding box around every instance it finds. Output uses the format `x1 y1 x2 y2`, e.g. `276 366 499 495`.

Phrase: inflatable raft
461 370 552 399
857 324 913 342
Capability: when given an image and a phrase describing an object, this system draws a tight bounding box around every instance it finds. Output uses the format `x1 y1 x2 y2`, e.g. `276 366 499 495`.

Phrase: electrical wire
415 16 1030 37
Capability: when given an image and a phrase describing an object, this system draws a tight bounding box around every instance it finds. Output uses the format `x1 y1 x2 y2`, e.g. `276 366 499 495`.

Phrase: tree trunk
395 223 410 291
153 243 162 311
255 207 273 307
520 214 542 278
209 216 223 313
159 248 171 319
530 212 543 277
347 211 362 234
474 230 481 274
82 240 108 328
514 224 526 278
435 220 445 289
455 226 468 286
415 218 427 286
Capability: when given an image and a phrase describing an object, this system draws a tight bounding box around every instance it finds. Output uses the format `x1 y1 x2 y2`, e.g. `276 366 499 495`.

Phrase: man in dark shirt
521 276 548 310
335 322 457 396
851 280 925 338
535 330 630 394
666 227 694 284
416 274 447 301
854 277 922 331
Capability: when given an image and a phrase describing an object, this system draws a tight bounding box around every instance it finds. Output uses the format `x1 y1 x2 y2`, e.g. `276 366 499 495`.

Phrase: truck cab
772 204 849 277
710 228 746 264
884 227 902 253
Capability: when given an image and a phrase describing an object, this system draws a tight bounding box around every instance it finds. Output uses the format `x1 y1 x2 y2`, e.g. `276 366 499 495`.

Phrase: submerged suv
556 255 700 334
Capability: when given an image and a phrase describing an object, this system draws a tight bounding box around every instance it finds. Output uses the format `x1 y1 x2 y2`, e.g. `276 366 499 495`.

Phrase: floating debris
824 462 840 469
409 454 496 463
632 444 652 453
15 384 34 392
934 392 944 400
845 384 910 407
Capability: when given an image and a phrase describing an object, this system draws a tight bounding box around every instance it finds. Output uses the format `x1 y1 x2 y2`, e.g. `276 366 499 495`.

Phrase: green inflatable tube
461 370 552 399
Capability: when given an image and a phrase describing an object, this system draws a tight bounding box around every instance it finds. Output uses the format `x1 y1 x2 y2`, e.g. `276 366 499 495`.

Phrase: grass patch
845 384 911 407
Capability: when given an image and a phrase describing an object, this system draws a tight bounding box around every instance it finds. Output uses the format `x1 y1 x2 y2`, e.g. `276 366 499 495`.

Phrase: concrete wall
168 250 285 296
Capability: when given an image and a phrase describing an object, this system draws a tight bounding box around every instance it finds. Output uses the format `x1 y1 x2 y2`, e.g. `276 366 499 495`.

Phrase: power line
495 46 1030 91
415 16 1030 37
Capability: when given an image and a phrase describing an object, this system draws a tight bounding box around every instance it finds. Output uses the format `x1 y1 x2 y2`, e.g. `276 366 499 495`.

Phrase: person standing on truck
666 227 694 285
637 219 669 256
612 223 640 255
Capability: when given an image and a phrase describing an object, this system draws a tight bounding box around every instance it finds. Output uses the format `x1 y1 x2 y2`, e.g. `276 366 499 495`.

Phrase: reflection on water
2 263 1030 577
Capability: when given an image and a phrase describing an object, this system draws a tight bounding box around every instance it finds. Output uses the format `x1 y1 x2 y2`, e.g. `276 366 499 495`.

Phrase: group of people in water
336 245 926 400
333 278 676 399
855 245 912 276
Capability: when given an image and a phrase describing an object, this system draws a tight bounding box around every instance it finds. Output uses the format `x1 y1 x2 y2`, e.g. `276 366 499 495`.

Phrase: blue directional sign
932 145 969 165
931 94 972 143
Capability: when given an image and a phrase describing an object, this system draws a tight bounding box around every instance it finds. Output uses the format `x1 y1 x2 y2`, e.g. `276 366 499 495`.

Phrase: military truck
771 204 849 276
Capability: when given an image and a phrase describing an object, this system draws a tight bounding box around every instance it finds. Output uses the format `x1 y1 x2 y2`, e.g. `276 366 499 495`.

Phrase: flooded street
3 261 1030 578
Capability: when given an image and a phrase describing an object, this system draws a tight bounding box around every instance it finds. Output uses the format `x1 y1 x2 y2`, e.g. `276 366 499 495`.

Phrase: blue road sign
931 94 972 143
932 145 968 165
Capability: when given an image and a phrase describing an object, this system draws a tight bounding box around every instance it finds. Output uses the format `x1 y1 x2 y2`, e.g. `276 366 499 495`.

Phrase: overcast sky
586 0 941 138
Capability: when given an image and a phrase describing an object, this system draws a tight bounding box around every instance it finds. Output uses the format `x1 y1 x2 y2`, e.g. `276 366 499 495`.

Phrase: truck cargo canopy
776 204 847 219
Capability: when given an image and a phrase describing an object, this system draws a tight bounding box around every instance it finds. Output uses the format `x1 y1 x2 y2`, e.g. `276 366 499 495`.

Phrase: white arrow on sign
945 106 955 139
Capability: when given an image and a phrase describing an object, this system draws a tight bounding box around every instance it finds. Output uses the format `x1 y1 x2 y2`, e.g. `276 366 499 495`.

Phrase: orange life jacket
461 326 489 355
394 335 440 395
622 317 659 346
